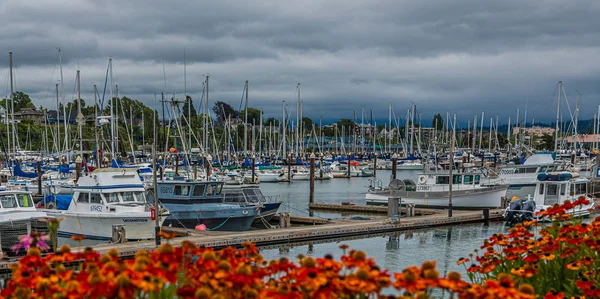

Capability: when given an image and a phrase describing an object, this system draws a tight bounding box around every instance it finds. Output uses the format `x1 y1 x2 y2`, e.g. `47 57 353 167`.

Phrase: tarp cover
38 195 72 210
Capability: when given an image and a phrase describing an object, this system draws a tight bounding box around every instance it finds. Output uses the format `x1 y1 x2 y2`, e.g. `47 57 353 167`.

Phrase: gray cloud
0 0 599 125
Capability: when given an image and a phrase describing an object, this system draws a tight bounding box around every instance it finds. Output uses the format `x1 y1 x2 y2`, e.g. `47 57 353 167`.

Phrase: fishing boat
503 171 595 225
222 185 282 226
366 172 508 208
39 168 168 241
157 180 258 231
0 190 48 253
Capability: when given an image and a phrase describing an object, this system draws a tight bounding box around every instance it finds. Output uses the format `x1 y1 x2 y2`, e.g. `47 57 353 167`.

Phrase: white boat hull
258 173 287 182
44 210 163 241
365 186 507 208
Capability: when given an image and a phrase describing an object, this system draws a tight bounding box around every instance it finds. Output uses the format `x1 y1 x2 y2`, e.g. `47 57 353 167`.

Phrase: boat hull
44 210 161 241
162 203 258 231
365 186 507 209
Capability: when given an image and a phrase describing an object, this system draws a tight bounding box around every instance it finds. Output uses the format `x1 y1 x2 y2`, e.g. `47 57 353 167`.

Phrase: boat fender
418 175 427 184
242 210 248 215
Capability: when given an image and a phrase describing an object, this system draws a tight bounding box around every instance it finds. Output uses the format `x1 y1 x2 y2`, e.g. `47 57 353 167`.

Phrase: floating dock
0 208 503 275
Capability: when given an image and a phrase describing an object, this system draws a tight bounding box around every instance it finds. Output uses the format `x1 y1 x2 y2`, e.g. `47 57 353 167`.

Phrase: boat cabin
156 180 224 204
222 186 265 205
416 173 483 191
0 191 35 210
533 172 588 206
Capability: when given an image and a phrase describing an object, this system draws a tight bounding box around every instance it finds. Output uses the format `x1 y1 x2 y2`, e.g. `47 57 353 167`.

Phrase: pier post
193 160 197 181
206 154 212 180
391 153 397 180
388 197 400 223
373 153 377 177
251 155 256 183
287 154 292 182
319 153 323 179
37 158 42 196
309 153 315 204
483 208 490 225
159 155 163 181
175 154 180 177
347 153 351 178
75 156 82 182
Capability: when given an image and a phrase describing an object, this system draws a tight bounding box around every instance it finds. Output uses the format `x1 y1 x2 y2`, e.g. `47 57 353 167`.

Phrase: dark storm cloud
1 0 600 124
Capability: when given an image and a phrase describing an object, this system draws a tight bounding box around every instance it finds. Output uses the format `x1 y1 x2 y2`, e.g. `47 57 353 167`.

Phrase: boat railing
261 194 281 203
368 179 383 191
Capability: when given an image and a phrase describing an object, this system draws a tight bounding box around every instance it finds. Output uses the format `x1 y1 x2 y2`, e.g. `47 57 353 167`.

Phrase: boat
366 172 508 208
258 170 288 182
503 171 595 225
397 160 424 170
157 180 258 231
222 185 282 227
39 168 168 241
0 190 48 254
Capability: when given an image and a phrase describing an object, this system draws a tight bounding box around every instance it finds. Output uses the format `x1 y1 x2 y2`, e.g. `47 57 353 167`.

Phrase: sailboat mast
205 75 209 154
244 80 248 154
77 70 83 155
8 52 14 155
555 81 562 152
109 58 115 159
282 100 286 157
94 84 100 168
59 49 68 155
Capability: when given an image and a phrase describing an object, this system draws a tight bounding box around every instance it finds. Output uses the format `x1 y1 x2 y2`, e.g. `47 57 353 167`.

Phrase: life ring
242 210 249 215
418 175 427 184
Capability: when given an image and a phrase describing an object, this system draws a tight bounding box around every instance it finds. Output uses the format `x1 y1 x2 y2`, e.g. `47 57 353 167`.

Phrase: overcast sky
1 0 599 126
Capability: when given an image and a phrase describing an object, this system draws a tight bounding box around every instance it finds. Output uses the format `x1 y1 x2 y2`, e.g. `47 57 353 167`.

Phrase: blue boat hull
162 203 258 231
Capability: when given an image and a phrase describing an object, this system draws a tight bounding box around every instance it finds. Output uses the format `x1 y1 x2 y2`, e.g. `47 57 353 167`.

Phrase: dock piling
319 153 323 179
206 154 212 180
288 154 292 182
347 153 351 178
391 153 397 180
388 197 400 223
373 153 377 177
251 155 256 183
483 208 490 225
37 159 42 195
309 153 315 204
75 156 82 182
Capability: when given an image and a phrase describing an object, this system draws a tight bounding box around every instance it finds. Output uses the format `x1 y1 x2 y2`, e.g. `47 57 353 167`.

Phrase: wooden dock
0 208 502 274
308 203 437 215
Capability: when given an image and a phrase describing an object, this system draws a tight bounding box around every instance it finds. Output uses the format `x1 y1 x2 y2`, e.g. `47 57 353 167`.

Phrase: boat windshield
0 195 18 208
133 191 147 203
16 194 34 208
206 183 223 196
242 188 263 203
223 189 246 204
104 193 120 204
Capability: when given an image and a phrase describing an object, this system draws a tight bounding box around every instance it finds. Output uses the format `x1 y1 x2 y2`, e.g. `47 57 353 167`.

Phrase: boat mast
109 58 115 160
244 80 248 155
58 49 68 156
8 52 14 155
205 75 209 154
554 81 562 152
282 100 286 158
94 84 100 168
478 112 484 153
77 70 83 155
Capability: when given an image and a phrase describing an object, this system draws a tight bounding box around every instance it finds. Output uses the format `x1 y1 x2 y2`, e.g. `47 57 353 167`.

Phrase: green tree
539 134 554 150
432 113 444 129
1 91 34 112
182 96 197 118
212 101 239 123
264 117 279 126
302 117 314 131
240 107 261 125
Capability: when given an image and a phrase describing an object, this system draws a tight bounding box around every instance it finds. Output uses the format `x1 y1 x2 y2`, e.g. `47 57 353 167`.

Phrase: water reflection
260 221 510 276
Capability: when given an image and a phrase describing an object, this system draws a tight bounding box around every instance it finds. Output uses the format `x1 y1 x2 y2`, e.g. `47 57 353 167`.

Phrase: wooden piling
37 159 42 195
391 153 397 180
206 154 212 180
309 153 315 204
319 153 323 180
288 154 292 182
373 153 377 177
251 156 256 183
75 156 82 182
347 153 351 178
175 154 180 176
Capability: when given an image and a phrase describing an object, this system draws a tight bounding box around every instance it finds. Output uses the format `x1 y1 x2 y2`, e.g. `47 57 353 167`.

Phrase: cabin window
538 166 547 172
436 176 449 184
121 192 135 202
223 190 245 203
547 185 557 196
174 185 190 196
16 194 33 207
90 193 102 204
575 183 587 195
474 175 480 184
243 188 263 203
77 193 90 203
0 195 17 208
453 175 462 184
463 175 473 184
560 184 566 195
539 184 544 195
133 192 146 203
526 167 538 173
193 185 206 197
106 193 120 203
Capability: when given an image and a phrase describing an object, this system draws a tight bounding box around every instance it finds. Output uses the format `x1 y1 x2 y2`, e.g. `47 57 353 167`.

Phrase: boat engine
504 197 536 226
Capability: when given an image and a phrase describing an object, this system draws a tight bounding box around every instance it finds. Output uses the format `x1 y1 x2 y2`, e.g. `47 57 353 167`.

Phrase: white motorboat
396 160 424 171
0 190 48 253
39 168 169 241
366 172 508 208
258 170 288 182
503 171 595 224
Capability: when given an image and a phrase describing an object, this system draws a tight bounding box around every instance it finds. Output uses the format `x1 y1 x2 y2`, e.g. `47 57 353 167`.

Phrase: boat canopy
523 154 554 166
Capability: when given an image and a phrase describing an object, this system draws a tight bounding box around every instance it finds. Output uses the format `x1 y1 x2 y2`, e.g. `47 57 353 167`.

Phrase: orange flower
565 261 581 271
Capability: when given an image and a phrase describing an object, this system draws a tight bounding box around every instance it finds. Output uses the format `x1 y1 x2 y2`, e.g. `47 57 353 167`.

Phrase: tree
264 117 279 126
337 118 355 128
432 113 444 129
302 117 314 131
182 96 197 118
539 134 554 150
212 101 239 123
240 107 261 125
0 91 34 112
